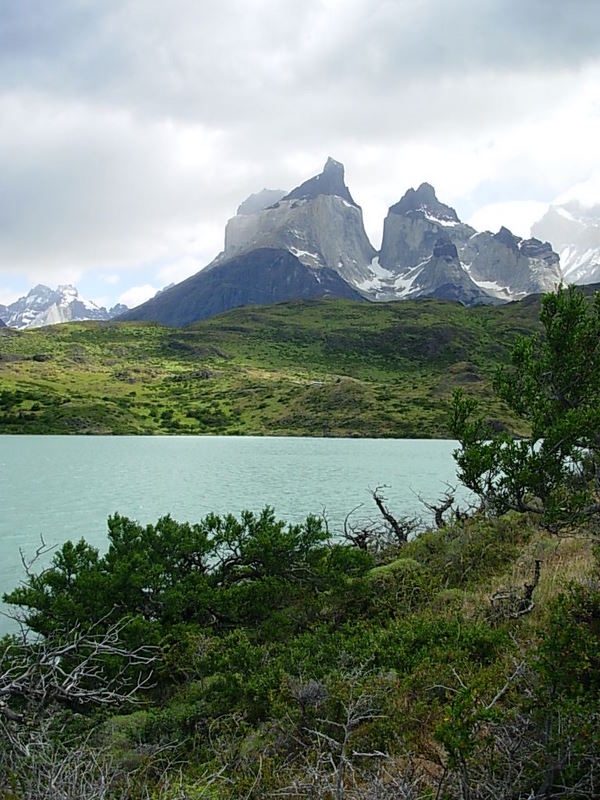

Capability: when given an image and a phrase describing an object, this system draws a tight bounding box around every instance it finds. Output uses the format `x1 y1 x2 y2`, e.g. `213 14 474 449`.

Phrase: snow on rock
0 285 126 329
532 201 600 286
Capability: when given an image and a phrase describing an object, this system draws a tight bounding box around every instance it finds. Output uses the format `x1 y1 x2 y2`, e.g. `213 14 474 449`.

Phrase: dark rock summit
494 226 521 250
388 182 459 223
283 157 356 206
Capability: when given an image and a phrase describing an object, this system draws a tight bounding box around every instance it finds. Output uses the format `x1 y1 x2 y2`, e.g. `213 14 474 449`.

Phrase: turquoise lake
0 436 468 632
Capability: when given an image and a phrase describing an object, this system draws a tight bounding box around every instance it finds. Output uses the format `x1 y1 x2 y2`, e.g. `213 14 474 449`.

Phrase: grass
0 296 543 436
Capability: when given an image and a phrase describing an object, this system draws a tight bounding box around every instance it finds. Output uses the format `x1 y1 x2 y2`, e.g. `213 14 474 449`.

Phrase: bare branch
18 534 57 579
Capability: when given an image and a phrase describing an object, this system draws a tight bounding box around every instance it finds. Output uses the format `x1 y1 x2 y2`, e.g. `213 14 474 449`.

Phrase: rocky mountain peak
283 157 356 206
218 157 375 286
0 284 127 329
494 226 521 250
389 183 459 223
29 284 54 297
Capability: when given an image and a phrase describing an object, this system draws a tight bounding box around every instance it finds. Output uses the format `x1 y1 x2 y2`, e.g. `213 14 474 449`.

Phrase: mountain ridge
122 159 562 326
0 284 127 330
532 200 600 285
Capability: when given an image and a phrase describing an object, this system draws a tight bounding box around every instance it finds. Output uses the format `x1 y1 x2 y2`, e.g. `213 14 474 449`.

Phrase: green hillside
0 296 542 437
2 286 599 798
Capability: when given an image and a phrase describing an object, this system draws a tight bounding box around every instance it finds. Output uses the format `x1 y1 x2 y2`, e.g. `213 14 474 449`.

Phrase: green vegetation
2 505 599 798
0 296 544 437
1 287 599 798
451 285 600 531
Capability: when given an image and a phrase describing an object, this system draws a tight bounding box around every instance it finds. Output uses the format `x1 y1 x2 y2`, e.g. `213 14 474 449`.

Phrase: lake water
0 435 467 633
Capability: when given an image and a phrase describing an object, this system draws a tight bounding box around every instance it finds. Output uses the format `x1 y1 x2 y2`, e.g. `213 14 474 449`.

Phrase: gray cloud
0 0 599 302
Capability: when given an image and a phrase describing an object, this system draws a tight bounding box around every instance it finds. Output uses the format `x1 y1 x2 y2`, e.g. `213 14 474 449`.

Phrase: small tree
450 285 600 531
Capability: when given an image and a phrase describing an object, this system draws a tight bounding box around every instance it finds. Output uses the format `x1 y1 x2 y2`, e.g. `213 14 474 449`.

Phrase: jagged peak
494 226 521 250
283 157 356 206
29 283 53 295
388 183 459 223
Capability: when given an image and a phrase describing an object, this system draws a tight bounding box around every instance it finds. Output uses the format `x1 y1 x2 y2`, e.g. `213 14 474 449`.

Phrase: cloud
0 0 599 303
554 169 600 208
117 283 159 308
467 201 549 239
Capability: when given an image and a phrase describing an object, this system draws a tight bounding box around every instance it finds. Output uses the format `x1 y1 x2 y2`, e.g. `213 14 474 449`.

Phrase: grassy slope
0 296 541 437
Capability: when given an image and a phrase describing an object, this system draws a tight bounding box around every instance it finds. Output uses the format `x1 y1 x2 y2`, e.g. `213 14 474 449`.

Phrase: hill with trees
1 286 599 798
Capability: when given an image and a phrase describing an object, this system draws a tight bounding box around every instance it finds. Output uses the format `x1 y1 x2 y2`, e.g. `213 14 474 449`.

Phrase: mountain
0 317 5 328
216 157 376 286
0 285 127 330
370 183 561 302
532 201 600 285
461 228 561 300
123 160 562 326
119 248 364 327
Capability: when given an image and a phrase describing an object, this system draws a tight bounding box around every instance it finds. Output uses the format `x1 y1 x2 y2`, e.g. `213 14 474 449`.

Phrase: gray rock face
532 201 600 285
0 285 127 329
375 183 560 304
362 237 496 305
413 239 497 305
461 229 561 299
380 183 475 271
218 158 376 285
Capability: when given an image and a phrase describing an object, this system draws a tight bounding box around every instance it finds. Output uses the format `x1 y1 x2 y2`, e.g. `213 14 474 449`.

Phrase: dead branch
371 486 420 545
0 615 157 756
18 534 57 579
417 485 456 529
490 560 542 622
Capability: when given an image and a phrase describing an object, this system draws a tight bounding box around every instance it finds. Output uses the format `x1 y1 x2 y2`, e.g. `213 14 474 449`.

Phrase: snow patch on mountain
532 200 600 286
0 285 127 329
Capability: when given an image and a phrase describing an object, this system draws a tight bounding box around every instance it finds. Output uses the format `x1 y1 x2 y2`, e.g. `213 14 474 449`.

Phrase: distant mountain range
121 157 563 326
0 284 126 330
3 160 599 330
532 200 600 286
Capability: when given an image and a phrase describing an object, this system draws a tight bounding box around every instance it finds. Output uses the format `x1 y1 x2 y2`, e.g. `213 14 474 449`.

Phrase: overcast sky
1 0 599 308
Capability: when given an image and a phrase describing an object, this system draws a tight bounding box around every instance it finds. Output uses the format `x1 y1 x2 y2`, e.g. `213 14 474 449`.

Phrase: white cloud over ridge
0 0 599 305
